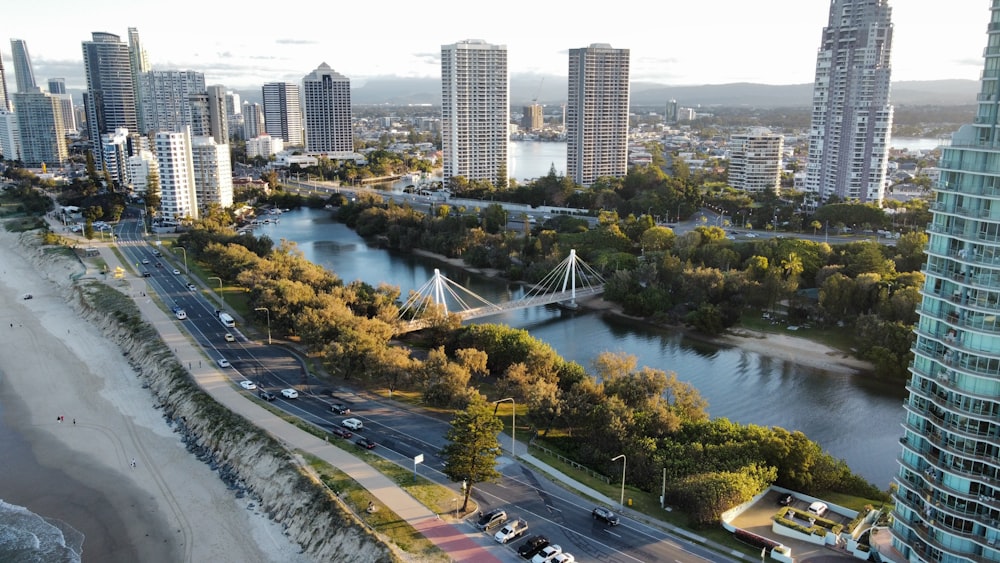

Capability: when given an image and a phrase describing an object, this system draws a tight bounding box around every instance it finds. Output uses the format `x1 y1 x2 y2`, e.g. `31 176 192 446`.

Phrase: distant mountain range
229 76 979 110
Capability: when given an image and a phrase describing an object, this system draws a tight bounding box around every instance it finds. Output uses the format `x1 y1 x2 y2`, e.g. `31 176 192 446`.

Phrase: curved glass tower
892 2 1000 561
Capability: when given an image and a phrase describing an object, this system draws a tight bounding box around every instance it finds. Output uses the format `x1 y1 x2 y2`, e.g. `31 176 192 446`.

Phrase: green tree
145 170 162 217
440 393 504 512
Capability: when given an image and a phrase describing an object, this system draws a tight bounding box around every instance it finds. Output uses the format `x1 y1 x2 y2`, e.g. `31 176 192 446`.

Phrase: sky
1 0 992 92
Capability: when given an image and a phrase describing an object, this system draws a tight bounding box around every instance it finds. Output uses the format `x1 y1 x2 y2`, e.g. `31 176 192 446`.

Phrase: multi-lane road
113 212 735 563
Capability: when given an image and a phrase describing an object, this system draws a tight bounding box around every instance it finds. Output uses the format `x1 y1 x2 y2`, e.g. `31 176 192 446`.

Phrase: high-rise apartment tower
10 39 37 93
440 39 508 185
262 82 303 146
302 63 353 154
82 32 138 170
804 0 893 205
566 44 630 187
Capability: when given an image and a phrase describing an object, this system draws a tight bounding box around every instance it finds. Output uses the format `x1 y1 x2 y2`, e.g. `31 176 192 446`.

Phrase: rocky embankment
17 231 400 563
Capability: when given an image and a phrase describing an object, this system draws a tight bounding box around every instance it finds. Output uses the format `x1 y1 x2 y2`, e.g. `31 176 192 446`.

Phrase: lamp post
493 397 516 459
208 276 224 308
612 454 627 510
255 307 271 345
175 246 187 274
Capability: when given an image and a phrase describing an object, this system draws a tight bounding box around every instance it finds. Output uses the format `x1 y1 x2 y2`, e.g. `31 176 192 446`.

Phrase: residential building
225 90 243 140
728 127 784 194
242 101 264 139
0 109 19 159
191 135 233 211
82 32 138 171
262 82 303 146
47 78 66 95
246 135 282 159
48 79 76 134
138 70 206 135
0 51 10 111
12 87 67 167
521 104 543 132
10 39 37 93
189 85 228 144
127 148 158 194
101 128 132 187
154 129 198 220
302 63 353 154
440 39 508 184
891 3 1000 561
128 27 151 134
804 0 893 205
665 99 678 124
566 43 630 186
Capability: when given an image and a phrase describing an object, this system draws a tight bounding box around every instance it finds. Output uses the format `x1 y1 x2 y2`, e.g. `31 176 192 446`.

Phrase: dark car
142 271 151 277
477 508 507 531
257 390 276 401
331 403 351 415
355 437 376 449
331 426 352 439
518 535 549 559
777 493 794 506
592 506 620 526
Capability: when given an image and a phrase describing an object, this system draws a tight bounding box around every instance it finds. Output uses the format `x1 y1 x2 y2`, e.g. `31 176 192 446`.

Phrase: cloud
413 51 440 65
276 38 317 45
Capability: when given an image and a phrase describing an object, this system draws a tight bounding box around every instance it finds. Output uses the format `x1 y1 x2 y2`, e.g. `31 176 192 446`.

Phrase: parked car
777 493 794 506
257 390 276 401
477 508 507 531
280 388 299 399
216 358 231 368
551 553 575 563
331 403 351 415
530 544 562 563
22 293 32 300
517 535 549 559
494 518 528 543
239 380 256 390
808 501 829 517
341 418 363 430
355 437 376 450
591 506 620 526
330 426 352 439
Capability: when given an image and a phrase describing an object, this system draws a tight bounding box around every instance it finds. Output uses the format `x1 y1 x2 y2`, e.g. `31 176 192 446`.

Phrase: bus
217 311 235 328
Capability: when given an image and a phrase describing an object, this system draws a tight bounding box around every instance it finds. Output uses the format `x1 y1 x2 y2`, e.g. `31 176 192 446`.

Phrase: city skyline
0 0 990 92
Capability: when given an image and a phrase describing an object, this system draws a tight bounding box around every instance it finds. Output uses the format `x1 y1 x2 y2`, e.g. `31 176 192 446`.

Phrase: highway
113 211 736 562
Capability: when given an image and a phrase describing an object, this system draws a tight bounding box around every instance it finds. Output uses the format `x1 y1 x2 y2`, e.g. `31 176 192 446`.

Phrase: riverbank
0 225 310 562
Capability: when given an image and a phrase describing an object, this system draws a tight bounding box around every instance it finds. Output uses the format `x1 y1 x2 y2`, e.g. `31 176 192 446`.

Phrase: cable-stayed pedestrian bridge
397 250 604 332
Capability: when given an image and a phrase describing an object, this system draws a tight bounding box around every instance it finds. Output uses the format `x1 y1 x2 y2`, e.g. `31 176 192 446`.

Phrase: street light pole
612 454 627 510
493 398 516 459
175 246 187 274
208 276 224 309
255 307 271 345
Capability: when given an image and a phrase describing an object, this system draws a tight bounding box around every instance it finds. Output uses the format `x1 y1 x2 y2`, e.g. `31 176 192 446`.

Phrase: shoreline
407 247 875 376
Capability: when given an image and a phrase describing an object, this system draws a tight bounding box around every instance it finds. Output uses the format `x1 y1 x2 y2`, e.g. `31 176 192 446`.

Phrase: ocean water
0 500 83 562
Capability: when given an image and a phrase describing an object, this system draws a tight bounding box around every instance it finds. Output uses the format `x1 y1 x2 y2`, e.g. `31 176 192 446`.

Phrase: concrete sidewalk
86 236 504 563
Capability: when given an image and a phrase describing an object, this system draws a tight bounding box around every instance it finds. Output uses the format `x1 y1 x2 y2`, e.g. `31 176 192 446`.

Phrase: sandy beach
0 226 310 563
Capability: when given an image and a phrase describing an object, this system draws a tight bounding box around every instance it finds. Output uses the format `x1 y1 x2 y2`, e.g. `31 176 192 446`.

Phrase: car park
239 380 256 390
257 390 276 401
216 358 231 368
808 501 829 517
341 418 363 430
330 427 352 439
331 403 351 415
591 506 620 526
354 437 376 450
477 508 507 531
224 333 235 342
280 388 299 399
494 518 528 543
531 544 562 563
517 535 549 559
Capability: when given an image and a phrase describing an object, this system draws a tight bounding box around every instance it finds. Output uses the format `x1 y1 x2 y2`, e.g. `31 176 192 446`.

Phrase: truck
216 310 235 328
493 518 528 543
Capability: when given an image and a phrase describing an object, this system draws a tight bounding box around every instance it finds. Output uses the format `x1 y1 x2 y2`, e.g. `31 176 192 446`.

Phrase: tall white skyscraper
728 128 784 195
191 135 233 211
128 27 151 134
891 3 1000 560
242 102 264 140
303 63 353 154
440 39 508 185
0 51 10 111
155 129 198 220
82 32 138 171
566 44 630 187
10 39 37 93
0 109 21 160
138 70 206 134
804 0 893 205
262 82 303 146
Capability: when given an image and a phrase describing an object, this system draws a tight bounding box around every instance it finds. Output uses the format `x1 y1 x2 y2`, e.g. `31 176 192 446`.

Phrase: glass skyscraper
892 2 1000 561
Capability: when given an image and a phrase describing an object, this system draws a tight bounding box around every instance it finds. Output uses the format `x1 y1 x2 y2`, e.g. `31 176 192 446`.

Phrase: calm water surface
264 204 907 488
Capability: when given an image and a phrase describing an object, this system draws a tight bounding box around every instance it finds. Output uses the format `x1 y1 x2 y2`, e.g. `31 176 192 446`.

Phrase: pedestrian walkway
86 236 504 563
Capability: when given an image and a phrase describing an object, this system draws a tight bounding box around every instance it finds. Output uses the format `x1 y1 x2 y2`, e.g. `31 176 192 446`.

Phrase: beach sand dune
0 228 310 563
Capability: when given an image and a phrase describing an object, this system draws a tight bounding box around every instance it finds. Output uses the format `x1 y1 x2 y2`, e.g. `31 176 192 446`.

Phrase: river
259 208 907 488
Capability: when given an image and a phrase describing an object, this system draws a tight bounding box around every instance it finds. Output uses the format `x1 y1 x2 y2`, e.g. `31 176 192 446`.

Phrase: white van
341 418 363 431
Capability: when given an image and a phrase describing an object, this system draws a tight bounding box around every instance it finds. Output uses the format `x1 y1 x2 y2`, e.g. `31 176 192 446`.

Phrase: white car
239 380 256 390
280 388 299 399
341 418 363 430
532 544 562 563
808 501 829 517
216 358 231 368
551 553 574 563
224 333 236 342
172 269 181 275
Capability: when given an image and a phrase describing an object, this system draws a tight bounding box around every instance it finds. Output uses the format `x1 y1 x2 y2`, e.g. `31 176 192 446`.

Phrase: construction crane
532 77 544 104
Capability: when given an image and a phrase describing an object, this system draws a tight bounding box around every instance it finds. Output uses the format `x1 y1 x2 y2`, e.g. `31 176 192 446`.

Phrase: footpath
69 228 505 563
